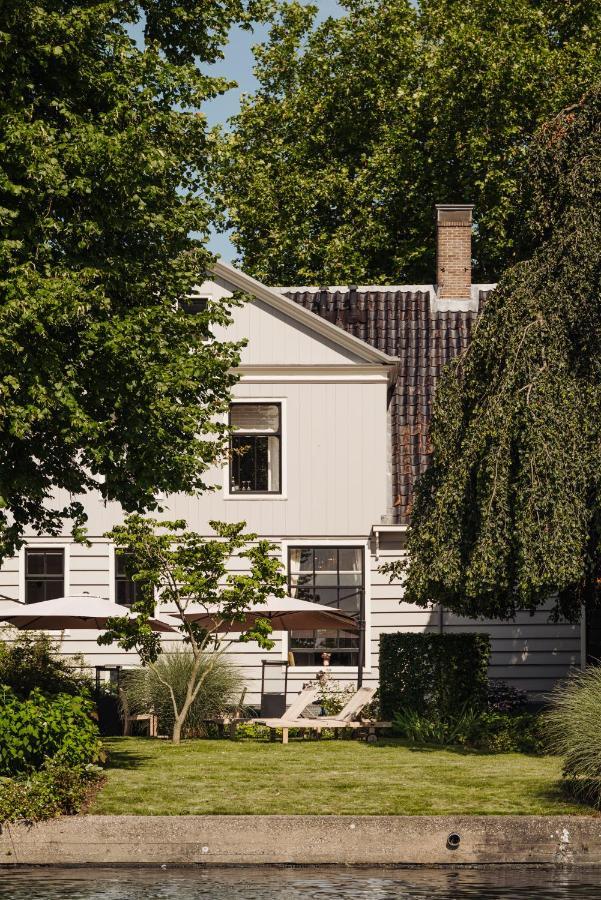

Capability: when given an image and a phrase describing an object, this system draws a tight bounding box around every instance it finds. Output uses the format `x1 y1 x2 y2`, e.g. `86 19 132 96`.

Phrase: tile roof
284 287 494 524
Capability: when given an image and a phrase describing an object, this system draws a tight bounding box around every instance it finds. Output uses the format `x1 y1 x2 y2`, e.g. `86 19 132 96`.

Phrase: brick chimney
435 204 474 301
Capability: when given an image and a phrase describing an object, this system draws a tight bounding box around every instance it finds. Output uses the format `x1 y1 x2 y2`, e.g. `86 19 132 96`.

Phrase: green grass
92 736 594 816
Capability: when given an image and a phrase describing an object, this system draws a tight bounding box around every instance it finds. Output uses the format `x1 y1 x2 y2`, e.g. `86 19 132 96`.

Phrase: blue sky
130 3 342 260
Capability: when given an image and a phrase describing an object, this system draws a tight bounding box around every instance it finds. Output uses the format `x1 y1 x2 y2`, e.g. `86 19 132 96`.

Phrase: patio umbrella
182 595 363 687
0 595 176 632
181 594 359 633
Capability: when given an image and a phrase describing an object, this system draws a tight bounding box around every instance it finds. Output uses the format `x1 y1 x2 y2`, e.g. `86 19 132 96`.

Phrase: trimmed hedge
379 632 491 719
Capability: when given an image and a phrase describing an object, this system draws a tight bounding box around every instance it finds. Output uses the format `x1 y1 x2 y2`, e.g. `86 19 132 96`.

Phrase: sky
130 2 343 261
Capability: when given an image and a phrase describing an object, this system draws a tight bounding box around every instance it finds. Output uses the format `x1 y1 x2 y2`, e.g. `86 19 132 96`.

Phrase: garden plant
100 515 286 744
546 664 601 809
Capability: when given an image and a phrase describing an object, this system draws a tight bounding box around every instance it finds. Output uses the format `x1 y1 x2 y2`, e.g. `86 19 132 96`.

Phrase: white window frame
279 539 372 675
223 397 288 500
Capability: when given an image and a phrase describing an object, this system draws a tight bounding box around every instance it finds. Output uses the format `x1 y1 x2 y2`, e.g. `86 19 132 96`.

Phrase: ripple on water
1 867 601 899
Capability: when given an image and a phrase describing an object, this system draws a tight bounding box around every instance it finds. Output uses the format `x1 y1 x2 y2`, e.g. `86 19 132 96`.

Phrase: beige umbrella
0 595 176 632
181 594 359 633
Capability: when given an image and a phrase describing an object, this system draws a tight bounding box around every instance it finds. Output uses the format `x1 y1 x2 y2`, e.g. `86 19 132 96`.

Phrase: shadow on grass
103 745 153 770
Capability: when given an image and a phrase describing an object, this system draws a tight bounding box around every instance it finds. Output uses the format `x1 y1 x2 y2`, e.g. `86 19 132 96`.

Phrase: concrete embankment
2 815 601 866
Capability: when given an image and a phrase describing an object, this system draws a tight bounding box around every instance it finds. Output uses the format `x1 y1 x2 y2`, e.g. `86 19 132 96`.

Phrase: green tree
0 1 268 561
100 515 286 743
216 0 601 284
384 88 601 624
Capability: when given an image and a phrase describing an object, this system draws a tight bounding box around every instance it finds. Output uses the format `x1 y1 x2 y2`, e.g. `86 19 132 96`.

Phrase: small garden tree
100 515 286 743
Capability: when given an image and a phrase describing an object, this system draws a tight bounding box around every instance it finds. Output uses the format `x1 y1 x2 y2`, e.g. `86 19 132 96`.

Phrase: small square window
25 549 64 604
229 403 282 494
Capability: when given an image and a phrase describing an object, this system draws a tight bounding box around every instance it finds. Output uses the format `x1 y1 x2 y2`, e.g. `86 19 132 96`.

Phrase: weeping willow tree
390 87 601 623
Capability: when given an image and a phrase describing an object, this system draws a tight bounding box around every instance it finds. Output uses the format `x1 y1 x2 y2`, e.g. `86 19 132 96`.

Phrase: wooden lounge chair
257 685 380 744
250 684 320 741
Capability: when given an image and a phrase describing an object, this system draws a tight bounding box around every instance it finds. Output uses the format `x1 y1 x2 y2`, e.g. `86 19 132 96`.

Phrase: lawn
92 736 592 816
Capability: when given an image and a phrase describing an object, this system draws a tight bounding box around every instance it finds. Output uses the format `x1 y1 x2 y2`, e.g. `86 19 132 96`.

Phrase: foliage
216 0 601 284
0 687 102 776
0 757 102 824
0 630 90 699
100 515 286 742
392 707 544 754
378 632 490 720
392 707 480 747
0 1 279 560
392 88 601 622
121 646 244 738
309 670 355 716
546 665 601 809
487 679 528 714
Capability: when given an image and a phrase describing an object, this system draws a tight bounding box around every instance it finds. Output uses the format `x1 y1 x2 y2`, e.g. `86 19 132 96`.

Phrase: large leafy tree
217 0 601 284
388 88 601 623
0 1 267 560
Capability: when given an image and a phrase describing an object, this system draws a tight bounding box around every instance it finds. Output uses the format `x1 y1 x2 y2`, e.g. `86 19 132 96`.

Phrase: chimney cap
436 204 474 225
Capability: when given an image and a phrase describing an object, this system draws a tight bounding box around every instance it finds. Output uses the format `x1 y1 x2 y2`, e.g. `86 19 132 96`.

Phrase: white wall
366 532 581 699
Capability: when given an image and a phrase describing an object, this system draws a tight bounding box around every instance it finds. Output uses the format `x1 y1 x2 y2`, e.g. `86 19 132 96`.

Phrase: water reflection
1 867 600 899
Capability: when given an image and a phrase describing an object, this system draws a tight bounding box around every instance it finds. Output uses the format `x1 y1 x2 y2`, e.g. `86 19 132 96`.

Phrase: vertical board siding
35 379 389 541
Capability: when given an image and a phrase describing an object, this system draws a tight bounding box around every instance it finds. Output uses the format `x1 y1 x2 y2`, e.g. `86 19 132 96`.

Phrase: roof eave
210 259 398 367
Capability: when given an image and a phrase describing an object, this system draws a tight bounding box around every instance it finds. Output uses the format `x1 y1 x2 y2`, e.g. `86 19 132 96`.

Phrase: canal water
0 867 600 898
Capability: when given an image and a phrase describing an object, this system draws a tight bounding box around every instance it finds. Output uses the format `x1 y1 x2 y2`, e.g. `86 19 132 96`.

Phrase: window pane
313 572 339 587
315 548 338 572
312 587 339 608
231 433 280 493
45 551 64 576
290 548 313 574
26 580 45 604
338 588 361 614
267 435 280 491
26 551 45 575
231 403 279 433
46 580 64 601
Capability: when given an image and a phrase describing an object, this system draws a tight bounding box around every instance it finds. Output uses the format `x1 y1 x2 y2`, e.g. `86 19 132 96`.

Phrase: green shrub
0 758 102 824
379 633 491 720
392 707 480 746
546 665 601 808
392 708 544 753
121 646 244 738
0 687 102 776
0 630 90 699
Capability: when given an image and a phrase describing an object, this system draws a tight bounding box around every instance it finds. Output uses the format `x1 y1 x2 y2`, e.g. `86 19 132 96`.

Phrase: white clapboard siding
0 533 583 702
367 545 581 697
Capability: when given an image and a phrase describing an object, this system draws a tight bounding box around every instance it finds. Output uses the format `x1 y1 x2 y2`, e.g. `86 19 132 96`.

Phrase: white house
0 205 587 702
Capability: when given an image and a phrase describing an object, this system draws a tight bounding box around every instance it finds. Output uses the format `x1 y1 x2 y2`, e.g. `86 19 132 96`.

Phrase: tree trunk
172 715 184 745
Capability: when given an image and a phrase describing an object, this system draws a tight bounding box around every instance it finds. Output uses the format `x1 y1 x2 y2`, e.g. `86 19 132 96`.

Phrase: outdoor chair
201 687 248 739
249 684 321 742
254 685 387 744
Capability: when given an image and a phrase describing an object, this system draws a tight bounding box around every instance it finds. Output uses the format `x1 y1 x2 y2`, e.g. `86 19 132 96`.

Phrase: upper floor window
25 549 64 604
115 552 140 607
287 546 364 666
229 403 281 494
